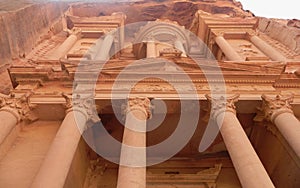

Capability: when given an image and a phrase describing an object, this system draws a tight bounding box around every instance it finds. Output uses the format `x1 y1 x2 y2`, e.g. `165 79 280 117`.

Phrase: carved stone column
146 40 156 58
48 29 82 59
0 93 35 145
174 39 187 57
261 94 300 158
95 34 114 61
31 94 98 188
248 34 286 62
214 35 244 61
206 95 274 188
117 97 151 188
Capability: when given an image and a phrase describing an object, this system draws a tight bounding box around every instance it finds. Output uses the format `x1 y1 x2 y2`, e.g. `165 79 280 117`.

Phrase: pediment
62 59 285 75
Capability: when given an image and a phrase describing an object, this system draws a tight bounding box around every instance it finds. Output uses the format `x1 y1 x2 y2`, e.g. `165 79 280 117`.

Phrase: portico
0 2 299 188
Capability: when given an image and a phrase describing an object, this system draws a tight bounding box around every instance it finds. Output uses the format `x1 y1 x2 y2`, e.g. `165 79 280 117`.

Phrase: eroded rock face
0 0 250 66
1 0 299 67
0 2 68 65
288 19 300 29
258 17 300 54
70 0 250 28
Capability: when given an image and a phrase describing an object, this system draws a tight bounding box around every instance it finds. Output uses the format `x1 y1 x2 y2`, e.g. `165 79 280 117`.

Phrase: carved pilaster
261 94 294 123
62 93 99 123
205 94 240 119
0 92 37 122
125 97 152 119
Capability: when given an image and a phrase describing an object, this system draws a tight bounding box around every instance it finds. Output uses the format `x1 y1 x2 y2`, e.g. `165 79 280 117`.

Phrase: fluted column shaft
207 95 274 188
215 35 244 61
262 95 300 158
249 35 286 62
117 98 151 188
146 41 156 58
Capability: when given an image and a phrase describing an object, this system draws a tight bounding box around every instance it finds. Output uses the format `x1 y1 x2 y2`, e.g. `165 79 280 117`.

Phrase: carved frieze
261 94 294 122
133 84 174 92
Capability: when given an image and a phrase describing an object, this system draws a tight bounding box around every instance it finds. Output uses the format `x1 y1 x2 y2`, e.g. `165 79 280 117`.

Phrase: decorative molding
62 93 100 123
147 163 222 188
261 94 294 123
0 92 37 122
125 97 152 119
205 94 240 119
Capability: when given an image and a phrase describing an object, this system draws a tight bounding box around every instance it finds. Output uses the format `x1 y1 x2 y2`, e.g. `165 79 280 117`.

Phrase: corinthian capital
0 92 37 122
62 93 99 123
126 97 152 119
261 94 294 122
205 94 240 119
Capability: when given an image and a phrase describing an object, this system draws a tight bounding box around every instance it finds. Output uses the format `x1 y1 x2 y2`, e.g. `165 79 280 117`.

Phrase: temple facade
0 1 299 188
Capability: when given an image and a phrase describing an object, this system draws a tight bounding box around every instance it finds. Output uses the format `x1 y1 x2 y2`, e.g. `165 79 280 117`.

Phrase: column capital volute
62 93 99 123
205 94 240 120
261 94 294 123
0 92 37 122
125 97 153 119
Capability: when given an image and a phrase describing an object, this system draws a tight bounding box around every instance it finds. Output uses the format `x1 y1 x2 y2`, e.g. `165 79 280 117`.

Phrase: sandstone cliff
258 18 300 55
0 1 68 65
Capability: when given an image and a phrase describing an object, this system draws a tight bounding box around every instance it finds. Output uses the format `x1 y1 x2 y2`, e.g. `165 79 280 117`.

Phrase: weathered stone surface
0 2 68 65
0 1 300 188
258 17 300 55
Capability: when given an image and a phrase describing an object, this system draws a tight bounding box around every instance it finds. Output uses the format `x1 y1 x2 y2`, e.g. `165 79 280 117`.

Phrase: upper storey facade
6 2 300 105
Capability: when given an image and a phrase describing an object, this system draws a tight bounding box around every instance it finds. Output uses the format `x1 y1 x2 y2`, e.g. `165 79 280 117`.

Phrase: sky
239 0 300 19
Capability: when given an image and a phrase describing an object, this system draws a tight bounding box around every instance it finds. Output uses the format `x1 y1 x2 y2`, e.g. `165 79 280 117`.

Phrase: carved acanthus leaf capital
62 93 99 123
261 94 294 122
0 92 37 122
125 97 152 119
206 94 239 119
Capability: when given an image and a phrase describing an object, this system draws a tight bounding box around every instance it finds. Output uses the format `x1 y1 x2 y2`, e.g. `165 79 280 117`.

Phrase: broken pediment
102 59 181 72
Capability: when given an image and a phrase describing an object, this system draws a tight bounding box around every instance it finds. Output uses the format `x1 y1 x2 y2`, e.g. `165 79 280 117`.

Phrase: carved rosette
62 93 99 123
126 97 152 119
205 94 240 120
0 92 37 122
261 94 294 123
